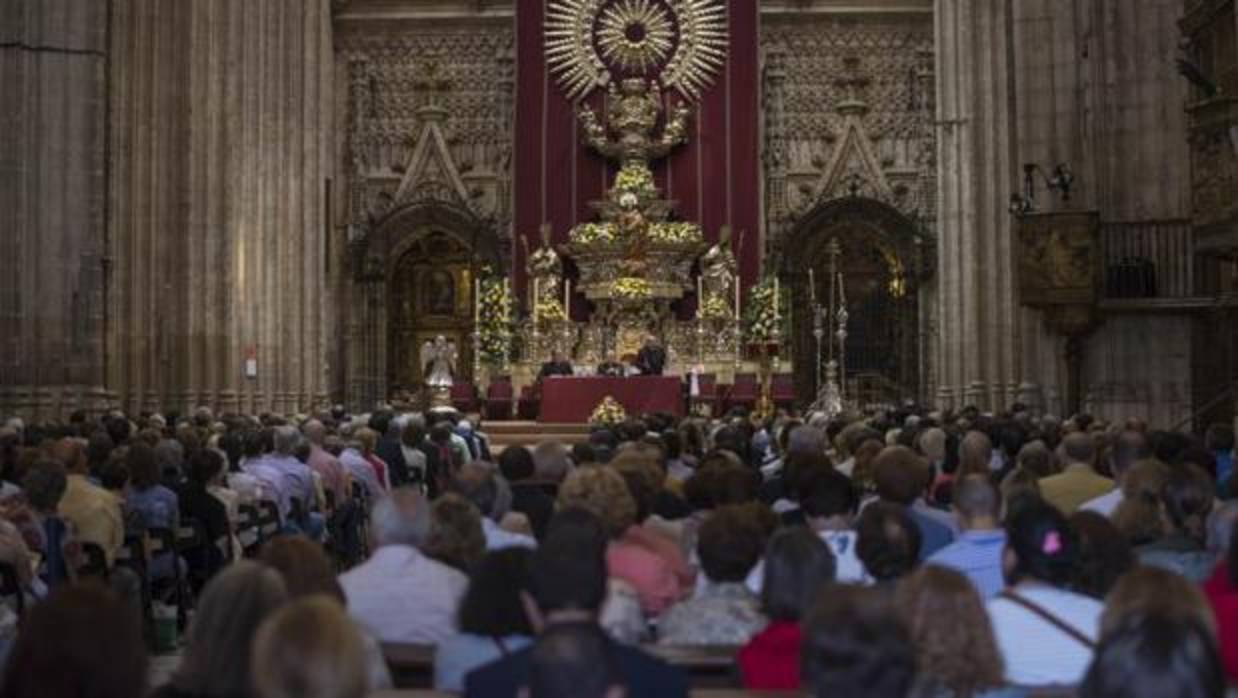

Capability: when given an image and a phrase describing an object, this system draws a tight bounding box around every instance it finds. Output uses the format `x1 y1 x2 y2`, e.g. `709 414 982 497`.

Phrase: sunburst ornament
544 0 728 102
597 0 675 74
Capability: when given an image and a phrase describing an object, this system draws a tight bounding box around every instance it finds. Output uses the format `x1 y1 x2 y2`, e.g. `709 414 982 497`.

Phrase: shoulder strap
998 589 1095 649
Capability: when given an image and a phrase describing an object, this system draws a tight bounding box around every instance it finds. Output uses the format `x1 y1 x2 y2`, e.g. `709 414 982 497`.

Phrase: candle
474 277 481 323
837 272 846 307
564 279 571 319
734 278 741 318
696 275 704 316
533 278 540 324
773 276 780 318
809 268 815 305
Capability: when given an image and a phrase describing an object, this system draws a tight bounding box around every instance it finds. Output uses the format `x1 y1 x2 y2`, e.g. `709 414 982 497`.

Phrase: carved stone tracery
339 29 515 237
762 16 937 253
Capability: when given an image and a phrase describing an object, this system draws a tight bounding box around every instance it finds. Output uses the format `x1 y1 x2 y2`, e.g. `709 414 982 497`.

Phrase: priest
539 350 574 380
635 335 666 376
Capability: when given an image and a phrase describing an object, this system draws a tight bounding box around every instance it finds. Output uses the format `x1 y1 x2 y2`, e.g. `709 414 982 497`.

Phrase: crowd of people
0 401 1235 698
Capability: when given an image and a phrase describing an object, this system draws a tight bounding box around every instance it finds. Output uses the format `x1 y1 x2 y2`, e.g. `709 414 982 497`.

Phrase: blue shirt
435 633 532 692
908 508 955 560
928 529 1007 598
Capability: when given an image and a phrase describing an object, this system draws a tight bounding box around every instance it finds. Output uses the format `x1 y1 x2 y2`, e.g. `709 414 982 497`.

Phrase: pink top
607 525 692 616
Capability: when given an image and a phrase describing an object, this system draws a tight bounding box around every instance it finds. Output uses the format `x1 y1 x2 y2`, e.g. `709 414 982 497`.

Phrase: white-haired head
370 488 431 548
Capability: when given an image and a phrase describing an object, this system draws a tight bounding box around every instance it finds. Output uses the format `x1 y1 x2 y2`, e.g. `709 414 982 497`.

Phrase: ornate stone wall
761 12 937 246
333 11 515 407
761 9 938 403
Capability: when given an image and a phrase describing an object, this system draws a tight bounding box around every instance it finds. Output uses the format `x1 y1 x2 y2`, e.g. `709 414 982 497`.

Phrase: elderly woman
558 466 689 616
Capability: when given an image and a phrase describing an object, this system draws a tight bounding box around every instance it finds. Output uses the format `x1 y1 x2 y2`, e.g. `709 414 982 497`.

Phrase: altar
539 375 683 423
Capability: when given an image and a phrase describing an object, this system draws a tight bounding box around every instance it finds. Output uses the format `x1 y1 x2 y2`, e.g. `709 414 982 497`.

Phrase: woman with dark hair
801 585 916 698
737 527 836 690
434 547 535 692
856 501 922 585
1069 511 1134 599
127 440 183 581
499 446 553 541
986 500 1102 686
895 566 1007 698
152 561 288 698
0 583 149 698
178 448 231 583
1080 612 1224 698
1138 463 1215 582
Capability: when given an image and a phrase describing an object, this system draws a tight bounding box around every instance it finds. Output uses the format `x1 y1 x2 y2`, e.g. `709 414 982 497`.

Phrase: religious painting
1016 212 1100 307
423 268 457 316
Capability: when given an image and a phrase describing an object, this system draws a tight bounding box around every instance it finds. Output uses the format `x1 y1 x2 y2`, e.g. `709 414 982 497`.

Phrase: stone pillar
107 0 334 417
934 0 1022 412
0 0 111 420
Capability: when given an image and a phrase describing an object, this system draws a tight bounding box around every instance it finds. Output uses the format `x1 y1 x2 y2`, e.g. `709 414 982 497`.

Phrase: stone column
0 0 111 420
107 0 334 417
934 0 1023 412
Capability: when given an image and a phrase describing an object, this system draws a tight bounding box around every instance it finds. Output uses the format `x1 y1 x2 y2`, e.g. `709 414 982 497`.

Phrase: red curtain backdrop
514 0 760 319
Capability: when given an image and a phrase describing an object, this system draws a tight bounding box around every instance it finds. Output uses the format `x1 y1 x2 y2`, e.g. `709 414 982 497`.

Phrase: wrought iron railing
1099 219 1196 300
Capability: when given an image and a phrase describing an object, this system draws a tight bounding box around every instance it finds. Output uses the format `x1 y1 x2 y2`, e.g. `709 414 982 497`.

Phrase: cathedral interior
2 0 1236 430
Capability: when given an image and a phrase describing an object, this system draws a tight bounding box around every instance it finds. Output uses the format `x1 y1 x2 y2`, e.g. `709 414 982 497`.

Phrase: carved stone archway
779 197 935 409
345 199 504 409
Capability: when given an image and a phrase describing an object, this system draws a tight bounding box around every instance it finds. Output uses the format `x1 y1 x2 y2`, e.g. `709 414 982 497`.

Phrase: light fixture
1009 162 1075 217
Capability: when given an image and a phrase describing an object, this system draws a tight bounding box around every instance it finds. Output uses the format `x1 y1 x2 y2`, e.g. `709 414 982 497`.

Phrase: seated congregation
0 405 1234 698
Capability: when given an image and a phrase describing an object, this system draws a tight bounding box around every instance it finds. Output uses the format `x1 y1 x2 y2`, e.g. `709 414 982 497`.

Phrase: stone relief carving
339 29 515 237
761 16 936 249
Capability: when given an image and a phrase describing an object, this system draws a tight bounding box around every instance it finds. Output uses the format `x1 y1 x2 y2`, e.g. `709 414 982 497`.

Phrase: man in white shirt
339 488 468 645
452 462 536 550
1079 430 1149 517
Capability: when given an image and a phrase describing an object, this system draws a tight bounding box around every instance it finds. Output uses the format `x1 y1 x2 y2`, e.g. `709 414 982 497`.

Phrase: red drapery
513 0 760 319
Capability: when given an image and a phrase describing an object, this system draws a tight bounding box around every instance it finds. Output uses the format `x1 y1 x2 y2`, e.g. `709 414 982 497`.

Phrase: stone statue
579 78 692 170
420 335 457 388
700 225 738 317
523 223 562 307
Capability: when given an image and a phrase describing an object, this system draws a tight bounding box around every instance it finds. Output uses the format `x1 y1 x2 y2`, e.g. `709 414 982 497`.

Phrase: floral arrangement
589 396 627 426
742 277 788 344
699 294 732 321
477 273 513 365
535 298 566 322
570 222 617 245
648 222 703 245
613 164 656 198
612 277 652 300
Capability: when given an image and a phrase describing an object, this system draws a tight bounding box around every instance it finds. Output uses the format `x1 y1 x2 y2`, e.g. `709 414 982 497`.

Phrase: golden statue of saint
579 78 691 170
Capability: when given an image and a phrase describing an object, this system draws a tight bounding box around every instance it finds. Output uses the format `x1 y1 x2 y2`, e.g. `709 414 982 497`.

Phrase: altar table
539 375 683 423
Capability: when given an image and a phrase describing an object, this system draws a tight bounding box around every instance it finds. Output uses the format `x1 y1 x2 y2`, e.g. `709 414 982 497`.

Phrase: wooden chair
0 561 25 618
484 376 514 421
77 541 110 580
382 642 436 689
726 373 758 412
450 380 478 413
770 373 795 410
255 500 282 540
517 384 539 420
692 372 721 415
237 504 262 554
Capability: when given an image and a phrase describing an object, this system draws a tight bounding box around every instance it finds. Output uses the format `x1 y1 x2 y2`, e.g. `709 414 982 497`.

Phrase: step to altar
482 421 592 451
